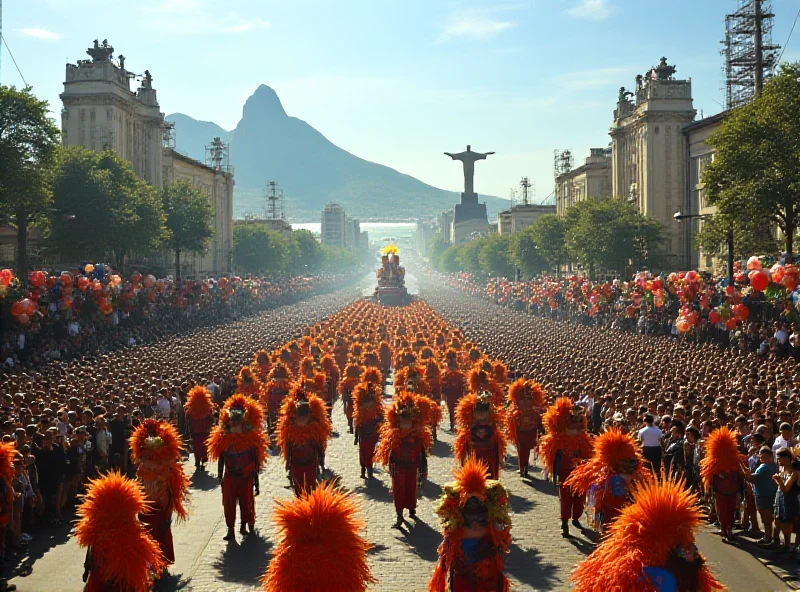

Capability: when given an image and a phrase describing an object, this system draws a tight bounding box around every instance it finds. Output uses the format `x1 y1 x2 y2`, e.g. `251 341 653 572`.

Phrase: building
360 231 370 252
610 57 697 267
61 40 164 188
162 149 234 276
438 210 454 244
497 204 557 235
555 148 613 217
346 218 361 250
321 203 347 248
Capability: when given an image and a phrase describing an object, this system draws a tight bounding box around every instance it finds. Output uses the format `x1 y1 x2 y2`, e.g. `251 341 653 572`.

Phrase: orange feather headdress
0 443 16 512
538 397 592 473
505 379 545 445
75 471 167 592
375 392 433 466
129 419 190 521
236 365 260 396
700 426 745 488
206 394 268 467
454 393 507 467
564 428 647 497
491 361 508 385
261 481 375 592
362 367 383 385
276 389 332 460
267 362 292 382
467 368 503 405
352 381 384 428
183 385 215 420
572 474 724 592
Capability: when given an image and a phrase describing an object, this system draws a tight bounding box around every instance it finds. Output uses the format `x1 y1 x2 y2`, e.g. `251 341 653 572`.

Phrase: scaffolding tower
162 121 175 149
519 177 532 206
204 137 232 173
722 0 780 109
265 181 285 220
553 149 573 181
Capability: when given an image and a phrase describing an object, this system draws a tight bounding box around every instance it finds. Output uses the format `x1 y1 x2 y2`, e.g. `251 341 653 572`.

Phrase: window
0 244 14 263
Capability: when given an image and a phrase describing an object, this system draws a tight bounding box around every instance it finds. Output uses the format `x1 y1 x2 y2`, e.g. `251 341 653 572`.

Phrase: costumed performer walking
454 392 506 480
505 379 544 479
277 388 331 496
183 385 215 471
699 426 744 543
353 369 385 480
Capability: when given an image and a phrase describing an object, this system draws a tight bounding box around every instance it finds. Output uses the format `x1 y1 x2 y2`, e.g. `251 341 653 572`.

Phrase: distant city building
321 203 347 248
555 148 612 217
438 211 454 244
497 204 557 236
346 218 361 250
360 231 370 252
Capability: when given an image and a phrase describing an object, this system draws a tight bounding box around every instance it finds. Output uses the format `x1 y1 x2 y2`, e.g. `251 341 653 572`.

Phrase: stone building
61 40 164 188
555 148 612 217
497 204 557 235
610 58 696 268
321 203 347 248
438 210 453 244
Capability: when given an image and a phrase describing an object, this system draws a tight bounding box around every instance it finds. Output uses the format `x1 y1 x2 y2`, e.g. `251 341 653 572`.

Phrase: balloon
749 269 769 292
0 269 12 287
685 311 699 326
734 271 747 283
29 270 45 288
84 264 94 274
131 271 142 285
676 317 691 333
10 302 23 316
60 272 73 288
109 275 122 287
77 276 90 291
16 313 29 326
144 274 155 289
625 305 636 317
725 318 737 330
685 270 699 282
771 264 785 284
708 310 721 325
746 256 762 271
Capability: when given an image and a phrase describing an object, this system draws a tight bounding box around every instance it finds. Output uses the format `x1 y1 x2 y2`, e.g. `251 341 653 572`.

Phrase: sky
3 0 800 203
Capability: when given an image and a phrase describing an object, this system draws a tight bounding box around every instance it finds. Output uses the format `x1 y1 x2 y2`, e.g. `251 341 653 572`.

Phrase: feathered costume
183 385 215 468
320 353 340 413
298 356 326 398
207 394 268 537
400 366 441 440
467 368 504 407
263 363 293 433
505 379 544 478
572 475 725 592
0 443 15 531
129 419 190 565
454 393 506 480
261 481 375 592
429 456 512 592
376 392 432 522
563 428 647 534
77 471 167 592
700 427 744 539
491 361 508 387
339 363 364 434
442 354 467 429
277 389 332 496
251 349 272 383
353 379 385 476
538 397 593 534
236 365 260 399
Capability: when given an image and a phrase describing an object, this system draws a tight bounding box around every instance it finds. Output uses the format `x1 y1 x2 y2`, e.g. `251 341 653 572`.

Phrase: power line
0 32 27 86
774 8 800 69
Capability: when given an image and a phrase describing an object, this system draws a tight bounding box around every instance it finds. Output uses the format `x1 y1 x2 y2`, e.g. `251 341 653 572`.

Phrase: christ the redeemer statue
444 145 494 195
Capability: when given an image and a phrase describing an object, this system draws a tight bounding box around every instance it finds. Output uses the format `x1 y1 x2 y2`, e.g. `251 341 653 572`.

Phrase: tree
427 232 449 267
439 244 463 273
703 63 800 261
292 229 323 273
161 180 214 280
456 238 485 275
509 227 547 279
50 148 166 272
478 234 514 278
530 214 568 275
0 86 60 282
233 225 290 274
694 213 780 264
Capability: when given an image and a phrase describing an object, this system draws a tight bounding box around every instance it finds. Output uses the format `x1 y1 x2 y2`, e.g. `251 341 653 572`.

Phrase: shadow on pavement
398 517 440 563
212 533 273 584
507 492 535 514
420 479 443 500
355 477 393 504
521 475 557 495
505 543 560 589
3 521 71 580
189 470 219 491
431 439 451 457
159 571 192 591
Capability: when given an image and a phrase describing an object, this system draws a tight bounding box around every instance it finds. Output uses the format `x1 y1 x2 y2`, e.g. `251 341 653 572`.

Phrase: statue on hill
444 145 494 196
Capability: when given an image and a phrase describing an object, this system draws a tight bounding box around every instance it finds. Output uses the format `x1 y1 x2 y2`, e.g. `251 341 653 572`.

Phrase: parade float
374 245 410 306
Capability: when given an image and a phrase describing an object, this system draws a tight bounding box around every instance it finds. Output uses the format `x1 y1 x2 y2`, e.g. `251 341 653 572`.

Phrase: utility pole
754 0 764 96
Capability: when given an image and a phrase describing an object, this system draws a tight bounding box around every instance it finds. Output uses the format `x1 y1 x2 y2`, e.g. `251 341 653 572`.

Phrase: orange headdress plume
320 353 336 372
454 393 507 468
467 367 503 405
207 394 268 467
75 471 167 592
236 365 259 395
261 481 375 592
505 380 545 445
700 426 745 488
491 361 508 385
362 367 383 385
564 428 647 497
538 397 592 473
0 442 15 511
375 391 432 466
276 388 332 461
183 385 215 420
572 474 724 592
267 362 292 382
352 381 384 428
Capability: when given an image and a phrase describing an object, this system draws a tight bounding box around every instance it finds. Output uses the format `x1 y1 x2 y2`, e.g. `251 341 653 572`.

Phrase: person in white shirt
772 423 797 460
637 414 664 474
776 324 789 345
156 391 172 420
17 332 25 351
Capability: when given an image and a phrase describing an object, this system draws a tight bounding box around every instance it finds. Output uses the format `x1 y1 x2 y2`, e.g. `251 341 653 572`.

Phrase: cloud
567 0 613 20
438 7 518 42
20 28 62 41
140 1 270 35
222 18 271 33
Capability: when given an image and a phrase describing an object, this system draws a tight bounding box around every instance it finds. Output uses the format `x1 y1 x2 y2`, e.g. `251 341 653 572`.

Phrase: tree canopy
161 179 215 279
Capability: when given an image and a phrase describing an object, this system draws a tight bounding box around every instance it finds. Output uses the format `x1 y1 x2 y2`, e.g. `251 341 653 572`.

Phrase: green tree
292 229 323 273
427 232 449 267
50 147 166 272
233 225 290 274
478 234 514 278
456 238 485 275
703 63 800 261
439 244 463 273
530 214 568 275
509 227 547 279
161 180 214 280
0 86 60 282
694 213 780 263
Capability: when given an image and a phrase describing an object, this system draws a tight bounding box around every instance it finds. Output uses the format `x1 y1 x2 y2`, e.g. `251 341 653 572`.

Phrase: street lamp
673 211 734 284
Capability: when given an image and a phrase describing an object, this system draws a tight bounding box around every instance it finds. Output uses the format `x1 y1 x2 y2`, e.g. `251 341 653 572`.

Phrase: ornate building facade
555 148 613 217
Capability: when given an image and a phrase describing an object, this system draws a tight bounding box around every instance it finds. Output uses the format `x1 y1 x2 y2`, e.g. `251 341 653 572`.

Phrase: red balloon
16 313 29 326
0 269 12 287
725 318 737 330
708 310 721 325
732 304 750 321
749 269 769 292
10 302 23 316
29 270 45 288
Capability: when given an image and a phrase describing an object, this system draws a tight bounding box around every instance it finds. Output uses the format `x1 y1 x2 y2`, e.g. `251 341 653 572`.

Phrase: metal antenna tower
204 137 231 172
519 177 531 206
553 150 573 181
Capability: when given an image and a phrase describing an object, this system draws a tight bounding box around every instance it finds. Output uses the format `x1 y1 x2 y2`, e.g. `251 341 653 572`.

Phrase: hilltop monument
444 145 491 243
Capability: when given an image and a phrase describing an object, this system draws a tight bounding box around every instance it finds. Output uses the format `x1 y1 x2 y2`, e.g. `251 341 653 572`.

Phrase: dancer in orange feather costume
339 362 364 434
564 428 647 535
250 349 271 384
0 443 16 583
183 385 216 470
262 363 292 436
700 426 745 542
320 353 340 417
261 481 375 592
538 397 592 537
454 392 506 480
429 456 511 592
572 474 725 592
505 379 544 479
441 351 466 432
236 365 260 399
353 368 385 479
376 392 432 528
77 471 167 592
129 419 190 576
467 368 504 407
207 394 268 542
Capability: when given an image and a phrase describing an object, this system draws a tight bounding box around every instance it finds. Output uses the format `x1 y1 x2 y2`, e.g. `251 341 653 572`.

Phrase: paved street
9 392 788 591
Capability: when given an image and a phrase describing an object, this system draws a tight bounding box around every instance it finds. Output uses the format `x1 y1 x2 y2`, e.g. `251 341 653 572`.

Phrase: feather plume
700 426 745 488
375 392 432 466
564 429 646 497
206 394 268 466
183 386 214 420
277 392 332 460
0 443 15 512
453 394 507 467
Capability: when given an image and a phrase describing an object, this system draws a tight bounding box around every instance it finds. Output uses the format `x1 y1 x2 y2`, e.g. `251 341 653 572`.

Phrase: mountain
167 85 509 220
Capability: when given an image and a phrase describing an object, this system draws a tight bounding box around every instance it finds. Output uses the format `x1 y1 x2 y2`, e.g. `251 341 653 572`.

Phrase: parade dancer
467 367 504 407
298 356 326 399
183 385 215 471
207 394 268 542
422 348 442 403
277 388 331 496
505 379 544 479
339 362 364 434
454 392 506 480
235 365 260 399
77 471 166 592
353 372 384 479
429 456 512 592
251 349 271 384
572 475 724 592
261 482 376 592
564 428 647 535
0 443 16 591
406 367 442 443
539 397 593 537
263 363 292 436
700 426 744 543
320 353 340 418
376 392 432 528
130 419 190 583
441 351 466 432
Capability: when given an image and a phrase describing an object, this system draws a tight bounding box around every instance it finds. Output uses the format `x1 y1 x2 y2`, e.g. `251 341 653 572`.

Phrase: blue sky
3 0 800 202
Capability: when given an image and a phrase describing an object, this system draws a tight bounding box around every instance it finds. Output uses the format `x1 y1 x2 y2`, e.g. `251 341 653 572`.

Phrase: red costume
467 368 504 407
130 419 190 567
320 353 340 414
429 456 511 592
77 472 166 592
442 352 466 430
207 394 268 541
277 389 332 496
183 385 215 469
538 397 593 536
353 372 384 479
505 379 544 478
339 363 364 434
0 444 15 564
700 426 744 542
262 363 292 434
376 392 432 526
454 393 506 480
